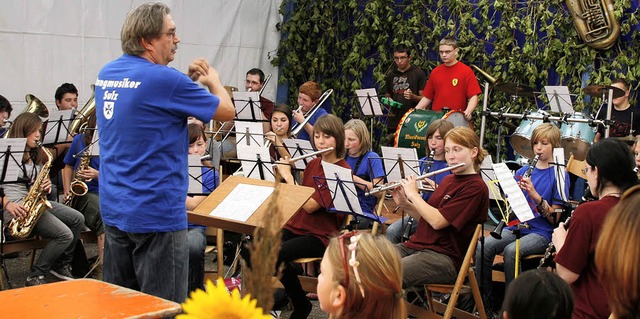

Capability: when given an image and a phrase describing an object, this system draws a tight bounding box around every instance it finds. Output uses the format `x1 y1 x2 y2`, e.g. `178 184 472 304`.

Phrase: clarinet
523 155 539 179
402 150 434 241
538 216 571 269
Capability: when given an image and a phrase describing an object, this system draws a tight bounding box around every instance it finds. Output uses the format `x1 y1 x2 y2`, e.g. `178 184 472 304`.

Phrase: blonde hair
344 119 371 156
530 123 561 150
443 127 486 172
439 37 458 48
324 233 406 319
595 185 640 319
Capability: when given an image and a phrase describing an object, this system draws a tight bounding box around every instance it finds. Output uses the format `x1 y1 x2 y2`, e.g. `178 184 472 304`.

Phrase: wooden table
0 279 181 318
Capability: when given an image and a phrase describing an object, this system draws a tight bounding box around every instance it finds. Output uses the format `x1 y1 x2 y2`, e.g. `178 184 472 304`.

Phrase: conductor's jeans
103 225 188 304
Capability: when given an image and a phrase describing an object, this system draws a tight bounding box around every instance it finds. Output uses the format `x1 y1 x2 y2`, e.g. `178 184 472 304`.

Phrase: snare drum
560 113 595 161
394 109 473 158
510 112 546 159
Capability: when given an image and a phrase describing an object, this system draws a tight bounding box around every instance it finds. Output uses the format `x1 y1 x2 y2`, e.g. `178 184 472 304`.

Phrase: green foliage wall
272 0 640 158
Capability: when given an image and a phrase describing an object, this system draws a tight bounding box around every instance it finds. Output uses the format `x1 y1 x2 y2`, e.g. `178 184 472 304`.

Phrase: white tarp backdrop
0 0 282 116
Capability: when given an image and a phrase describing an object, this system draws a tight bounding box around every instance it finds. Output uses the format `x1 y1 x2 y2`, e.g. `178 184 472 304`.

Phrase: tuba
3 94 50 138
69 85 96 136
8 143 54 239
566 0 620 50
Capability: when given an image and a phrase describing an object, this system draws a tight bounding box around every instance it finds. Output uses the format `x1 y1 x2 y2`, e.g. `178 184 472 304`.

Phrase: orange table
0 279 182 318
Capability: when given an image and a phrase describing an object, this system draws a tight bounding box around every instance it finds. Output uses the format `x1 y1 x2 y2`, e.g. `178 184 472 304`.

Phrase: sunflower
178 278 271 319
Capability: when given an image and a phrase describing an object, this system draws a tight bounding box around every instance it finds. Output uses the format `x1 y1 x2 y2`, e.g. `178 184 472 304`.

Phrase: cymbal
616 135 637 145
582 85 625 99
494 82 536 97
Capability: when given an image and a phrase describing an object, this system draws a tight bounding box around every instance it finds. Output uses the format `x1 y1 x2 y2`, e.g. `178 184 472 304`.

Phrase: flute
366 163 465 196
272 147 334 166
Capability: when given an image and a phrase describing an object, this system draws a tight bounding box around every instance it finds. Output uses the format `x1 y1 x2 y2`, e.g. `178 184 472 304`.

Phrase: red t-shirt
422 61 481 112
403 173 489 270
283 157 350 246
555 196 619 319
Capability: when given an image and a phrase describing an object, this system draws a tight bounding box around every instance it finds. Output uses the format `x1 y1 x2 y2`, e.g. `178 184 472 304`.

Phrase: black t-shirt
384 65 427 128
596 104 640 137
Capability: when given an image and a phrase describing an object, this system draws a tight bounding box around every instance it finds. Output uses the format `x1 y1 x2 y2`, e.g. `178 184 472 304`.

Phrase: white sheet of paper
209 183 274 222
43 109 73 144
282 138 315 170
90 125 100 156
238 145 275 181
492 162 535 222
355 88 383 116
544 86 574 114
553 148 569 202
232 91 263 121
235 121 264 148
0 138 27 182
321 161 363 215
381 146 420 183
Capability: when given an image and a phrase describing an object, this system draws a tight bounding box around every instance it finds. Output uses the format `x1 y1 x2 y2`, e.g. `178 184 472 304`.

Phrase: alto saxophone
8 143 54 239
62 151 90 206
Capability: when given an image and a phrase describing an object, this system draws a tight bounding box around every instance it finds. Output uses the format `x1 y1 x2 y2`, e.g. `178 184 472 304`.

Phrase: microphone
380 97 403 109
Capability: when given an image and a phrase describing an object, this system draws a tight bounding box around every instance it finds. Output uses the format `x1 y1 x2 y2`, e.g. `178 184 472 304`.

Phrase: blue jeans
187 227 207 293
103 225 188 303
386 217 418 244
475 228 549 301
31 201 85 276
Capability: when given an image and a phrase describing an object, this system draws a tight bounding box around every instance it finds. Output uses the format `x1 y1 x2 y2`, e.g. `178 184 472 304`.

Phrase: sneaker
50 264 75 281
25 275 46 287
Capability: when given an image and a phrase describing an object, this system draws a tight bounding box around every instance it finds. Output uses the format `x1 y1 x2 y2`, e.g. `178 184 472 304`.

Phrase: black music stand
237 147 276 182
281 138 316 171
42 110 73 146
355 88 386 139
187 155 220 195
0 138 28 289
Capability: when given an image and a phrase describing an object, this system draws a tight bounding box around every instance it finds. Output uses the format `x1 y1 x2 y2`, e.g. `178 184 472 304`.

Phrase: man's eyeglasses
162 30 177 39
338 231 365 298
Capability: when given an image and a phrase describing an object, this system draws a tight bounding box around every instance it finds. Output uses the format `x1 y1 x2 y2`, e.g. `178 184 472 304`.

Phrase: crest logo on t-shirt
104 101 114 120
452 78 459 87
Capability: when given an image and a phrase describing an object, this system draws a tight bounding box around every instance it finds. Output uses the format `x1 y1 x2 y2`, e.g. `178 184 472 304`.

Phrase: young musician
2 112 85 286
275 114 349 318
386 119 454 244
343 119 384 225
62 113 103 266
553 138 636 318
317 233 406 319
390 127 489 288
595 78 640 140
292 81 328 142
595 185 640 319
265 104 293 160
0 94 13 136
501 269 574 319
185 123 219 293
477 123 570 311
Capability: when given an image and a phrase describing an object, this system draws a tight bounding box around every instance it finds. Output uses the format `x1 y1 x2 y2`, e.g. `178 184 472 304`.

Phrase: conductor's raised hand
187 58 210 81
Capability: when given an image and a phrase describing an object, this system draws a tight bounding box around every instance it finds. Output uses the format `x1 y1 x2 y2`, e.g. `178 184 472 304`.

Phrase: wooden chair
407 224 487 319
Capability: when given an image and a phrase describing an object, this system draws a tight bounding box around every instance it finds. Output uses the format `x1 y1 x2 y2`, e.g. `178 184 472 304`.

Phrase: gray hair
120 2 170 56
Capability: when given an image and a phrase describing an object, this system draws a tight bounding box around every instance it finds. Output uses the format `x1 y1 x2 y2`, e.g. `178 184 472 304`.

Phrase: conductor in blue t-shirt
94 2 234 303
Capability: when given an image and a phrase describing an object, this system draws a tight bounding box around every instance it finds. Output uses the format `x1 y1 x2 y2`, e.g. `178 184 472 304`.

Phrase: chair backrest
566 155 587 179
443 224 482 317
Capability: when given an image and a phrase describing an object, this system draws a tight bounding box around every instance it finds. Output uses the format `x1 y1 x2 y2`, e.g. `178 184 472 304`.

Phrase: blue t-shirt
419 157 450 202
509 165 570 241
63 133 100 193
95 54 218 233
346 151 385 214
296 108 328 141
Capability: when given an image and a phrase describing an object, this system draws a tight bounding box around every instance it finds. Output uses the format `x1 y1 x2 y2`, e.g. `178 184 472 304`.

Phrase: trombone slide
366 163 465 196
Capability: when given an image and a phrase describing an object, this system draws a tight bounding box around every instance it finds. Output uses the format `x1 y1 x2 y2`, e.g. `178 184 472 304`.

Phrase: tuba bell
3 94 50 138
566 0 620 50
69 84 96 136
470 64 498 86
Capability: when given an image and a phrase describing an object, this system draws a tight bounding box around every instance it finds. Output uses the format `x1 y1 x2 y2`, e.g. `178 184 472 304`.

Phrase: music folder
188 176 315 234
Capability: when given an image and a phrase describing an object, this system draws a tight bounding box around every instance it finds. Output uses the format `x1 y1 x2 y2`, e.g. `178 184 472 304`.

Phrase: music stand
237 146 275 182
188 176 315 235
234 121 265 148
232 92 265 122
281 138 316 171
355 88 385 138
42 110 73 145
0 138 28 289
314 161 386 226
380 146 421 183
544 86 574 114
188 155 220 195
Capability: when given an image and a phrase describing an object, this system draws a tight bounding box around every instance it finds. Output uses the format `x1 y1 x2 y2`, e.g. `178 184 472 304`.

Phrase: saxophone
62 151 90 206
8 143 54 239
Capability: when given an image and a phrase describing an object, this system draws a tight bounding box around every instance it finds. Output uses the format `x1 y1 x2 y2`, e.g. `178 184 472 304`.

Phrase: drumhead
443 111 473 130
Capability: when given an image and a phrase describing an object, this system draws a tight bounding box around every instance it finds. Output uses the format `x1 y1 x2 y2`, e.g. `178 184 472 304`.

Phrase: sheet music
381 146 420 183
321 161 363 215
235 121 264 148
553 148 569 202
238 145 275 181
492 163 535 222
544 86 574 114
281 138 315 170
209 183 274 222
0 138 27 182
232 91 263 121
355 88 383 116
90 125 100 156
42 109 73 144
480 155 499 200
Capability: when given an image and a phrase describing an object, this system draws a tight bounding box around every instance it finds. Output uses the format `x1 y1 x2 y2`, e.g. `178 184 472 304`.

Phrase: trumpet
272 147 334 166
366 163 465 196
291 89 333 137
